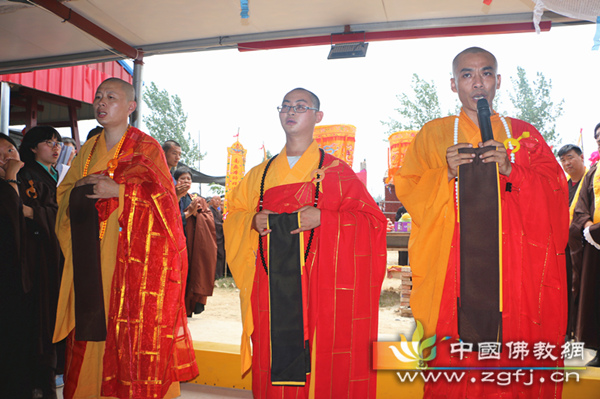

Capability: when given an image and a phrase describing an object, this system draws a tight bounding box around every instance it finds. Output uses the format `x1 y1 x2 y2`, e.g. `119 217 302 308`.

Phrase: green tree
143 81 201 166
382 74 445 134
208 182 225 196
508 66 564 148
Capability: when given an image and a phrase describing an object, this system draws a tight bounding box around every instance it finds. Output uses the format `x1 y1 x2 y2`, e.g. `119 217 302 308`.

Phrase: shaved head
285 88 320 111
100 77 136 102
452 47 498 78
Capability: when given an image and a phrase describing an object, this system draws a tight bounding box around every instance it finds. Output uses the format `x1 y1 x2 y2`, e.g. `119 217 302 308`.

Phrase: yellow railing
189 342 600 398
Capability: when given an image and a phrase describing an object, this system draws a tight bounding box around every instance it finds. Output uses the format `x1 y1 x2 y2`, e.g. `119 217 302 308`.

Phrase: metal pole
131 56 144 128
198 129 202 196
0 82 10 134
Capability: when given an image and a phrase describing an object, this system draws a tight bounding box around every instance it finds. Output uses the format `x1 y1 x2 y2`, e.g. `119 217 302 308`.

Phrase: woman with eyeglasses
18 125 65 398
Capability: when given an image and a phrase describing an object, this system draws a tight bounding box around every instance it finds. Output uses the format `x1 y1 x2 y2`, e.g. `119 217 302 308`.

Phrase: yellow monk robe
54 129 196 399
395 111 569 398
224 141 328 375
55 132 130 398
224 141 319 373
224 140 386 398
393 111 515 340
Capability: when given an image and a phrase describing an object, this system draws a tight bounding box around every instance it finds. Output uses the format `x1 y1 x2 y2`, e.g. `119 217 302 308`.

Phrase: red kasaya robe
54 127 198 399
224 141 387 398
395 112 569 398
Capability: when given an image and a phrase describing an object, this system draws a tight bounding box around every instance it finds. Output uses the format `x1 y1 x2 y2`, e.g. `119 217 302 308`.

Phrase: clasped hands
252 206 321 236
185 196 206 218
446 139 512 181
75 174 119 199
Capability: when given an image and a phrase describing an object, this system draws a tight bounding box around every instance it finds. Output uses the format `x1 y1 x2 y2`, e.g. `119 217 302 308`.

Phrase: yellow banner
387 130 417 183
224 140 247 215
313 124 356 167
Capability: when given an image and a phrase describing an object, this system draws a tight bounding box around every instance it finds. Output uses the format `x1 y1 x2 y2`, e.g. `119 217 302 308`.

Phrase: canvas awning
178 162 226 186
0 0 594 75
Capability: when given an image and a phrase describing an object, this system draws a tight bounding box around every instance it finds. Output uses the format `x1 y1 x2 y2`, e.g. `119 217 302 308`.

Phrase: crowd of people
1 127 67 398
1 45 599 399
0 78 224 399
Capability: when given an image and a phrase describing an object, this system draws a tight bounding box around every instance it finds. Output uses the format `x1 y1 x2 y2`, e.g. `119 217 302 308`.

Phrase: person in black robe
18 126 65 398
0 133 36 398
558 144 586 339
394 205 409 266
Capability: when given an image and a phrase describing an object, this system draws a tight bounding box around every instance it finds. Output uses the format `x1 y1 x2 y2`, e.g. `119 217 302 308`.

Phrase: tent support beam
0 82 10 134
30 0 141 61
131 57 144 128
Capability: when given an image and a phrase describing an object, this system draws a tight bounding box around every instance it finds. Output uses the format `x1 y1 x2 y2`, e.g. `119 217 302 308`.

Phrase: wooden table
386 232 410 251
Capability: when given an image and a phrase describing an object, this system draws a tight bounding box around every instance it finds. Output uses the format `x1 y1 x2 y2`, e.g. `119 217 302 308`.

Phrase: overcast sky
77 23 600 199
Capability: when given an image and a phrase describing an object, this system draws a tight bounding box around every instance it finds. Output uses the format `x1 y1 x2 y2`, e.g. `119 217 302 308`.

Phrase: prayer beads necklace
257 148 325 275
83 126 130 240
453 115 512 204
83 127 130 177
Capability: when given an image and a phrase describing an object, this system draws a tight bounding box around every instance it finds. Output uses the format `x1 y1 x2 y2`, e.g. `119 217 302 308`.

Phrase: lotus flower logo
388 320 441 369
373 320 451 370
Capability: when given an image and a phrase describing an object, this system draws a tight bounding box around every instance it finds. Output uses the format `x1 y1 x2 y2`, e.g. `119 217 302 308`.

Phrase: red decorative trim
239 22 551 52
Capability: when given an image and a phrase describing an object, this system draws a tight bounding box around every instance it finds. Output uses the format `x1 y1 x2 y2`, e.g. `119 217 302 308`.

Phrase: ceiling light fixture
327 26 368 60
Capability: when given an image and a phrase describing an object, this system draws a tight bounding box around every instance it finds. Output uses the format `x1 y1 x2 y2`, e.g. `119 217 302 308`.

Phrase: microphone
477 98 494 143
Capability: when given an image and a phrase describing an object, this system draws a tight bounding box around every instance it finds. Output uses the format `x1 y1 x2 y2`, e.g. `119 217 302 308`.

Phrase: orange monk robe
54 128 198 399
395 111 569 398
224 140 387 398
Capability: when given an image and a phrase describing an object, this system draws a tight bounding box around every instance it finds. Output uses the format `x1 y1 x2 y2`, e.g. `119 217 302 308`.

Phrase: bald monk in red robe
54 78 198 399
395 48 569 398
224 88 387 398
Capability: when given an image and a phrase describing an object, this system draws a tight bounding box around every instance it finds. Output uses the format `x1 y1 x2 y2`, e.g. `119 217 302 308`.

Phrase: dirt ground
186 272 415 345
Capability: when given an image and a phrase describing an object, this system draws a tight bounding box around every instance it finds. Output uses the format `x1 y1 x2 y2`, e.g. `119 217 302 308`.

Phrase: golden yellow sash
594 165 600 223
569 167 588 222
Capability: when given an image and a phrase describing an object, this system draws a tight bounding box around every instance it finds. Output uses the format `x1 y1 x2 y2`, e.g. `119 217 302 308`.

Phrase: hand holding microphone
477 98 494 143
477 98 512 176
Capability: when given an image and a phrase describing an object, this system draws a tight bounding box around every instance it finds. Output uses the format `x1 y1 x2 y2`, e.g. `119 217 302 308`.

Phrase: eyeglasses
42 140 63 149
277 104 318 113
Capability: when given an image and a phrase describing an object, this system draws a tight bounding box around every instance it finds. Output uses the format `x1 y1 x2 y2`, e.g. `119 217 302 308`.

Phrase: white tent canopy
0 0 593 74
